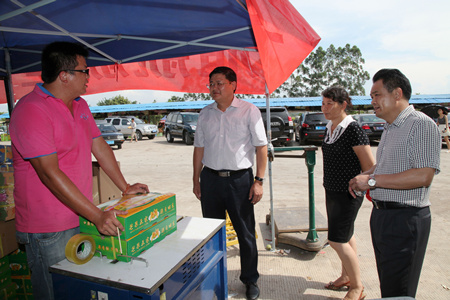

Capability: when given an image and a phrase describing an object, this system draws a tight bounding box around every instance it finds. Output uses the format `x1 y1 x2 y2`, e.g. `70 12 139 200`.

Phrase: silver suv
105 116 157 140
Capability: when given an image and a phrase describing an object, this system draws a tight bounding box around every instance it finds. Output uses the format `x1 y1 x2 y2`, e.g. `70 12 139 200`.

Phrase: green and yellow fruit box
9 261 30 277
0 256 8 274
0 282 16 300
0 268 11 290
11 275 32 294
91 213 177 262
8 249 27 263
80 192 176 239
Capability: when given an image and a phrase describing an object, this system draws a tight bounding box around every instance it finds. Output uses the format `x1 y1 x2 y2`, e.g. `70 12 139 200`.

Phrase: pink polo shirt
10 84 101 233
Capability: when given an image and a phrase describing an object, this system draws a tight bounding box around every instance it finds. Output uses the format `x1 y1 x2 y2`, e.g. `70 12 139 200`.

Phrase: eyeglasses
206 82 230 89
64 69 90 75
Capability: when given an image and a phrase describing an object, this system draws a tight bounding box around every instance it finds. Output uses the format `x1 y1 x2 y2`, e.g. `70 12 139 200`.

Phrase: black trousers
370 205 431 298
200 167 259 284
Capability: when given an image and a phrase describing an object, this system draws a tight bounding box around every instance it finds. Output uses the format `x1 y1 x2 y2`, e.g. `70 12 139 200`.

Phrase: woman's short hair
322 86 353 110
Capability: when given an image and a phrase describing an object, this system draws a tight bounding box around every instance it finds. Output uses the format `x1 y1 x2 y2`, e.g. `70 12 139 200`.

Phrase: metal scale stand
266 145 328 251
263 87 327 252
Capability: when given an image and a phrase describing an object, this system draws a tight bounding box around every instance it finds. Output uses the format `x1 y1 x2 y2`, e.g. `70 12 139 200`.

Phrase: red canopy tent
1 0 320 251
1 0 320 105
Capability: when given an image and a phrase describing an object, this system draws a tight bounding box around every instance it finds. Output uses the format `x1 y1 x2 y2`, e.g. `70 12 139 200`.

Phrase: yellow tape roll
65 234 96 265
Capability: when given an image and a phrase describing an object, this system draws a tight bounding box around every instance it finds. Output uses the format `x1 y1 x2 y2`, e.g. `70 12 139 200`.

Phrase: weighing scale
266 146 328 252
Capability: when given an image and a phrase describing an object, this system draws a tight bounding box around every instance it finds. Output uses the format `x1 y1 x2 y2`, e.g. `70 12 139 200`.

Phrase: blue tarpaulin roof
2 94 448 119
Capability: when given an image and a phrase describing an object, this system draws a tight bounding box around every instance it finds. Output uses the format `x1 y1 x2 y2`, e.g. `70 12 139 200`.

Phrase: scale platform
267 207 328 252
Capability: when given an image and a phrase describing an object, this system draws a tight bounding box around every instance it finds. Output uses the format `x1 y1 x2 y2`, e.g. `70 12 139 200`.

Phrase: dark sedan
97 123 125 149
352 114 386 141
295 112 328 145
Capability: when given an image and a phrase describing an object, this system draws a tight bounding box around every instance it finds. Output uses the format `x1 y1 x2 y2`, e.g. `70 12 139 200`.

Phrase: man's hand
93 210 126 236
348 174 370 198
123 183 149 195
249 181 263 204
193 181 201 200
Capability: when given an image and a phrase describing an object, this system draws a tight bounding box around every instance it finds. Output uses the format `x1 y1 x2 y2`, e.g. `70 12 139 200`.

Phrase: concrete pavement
112 137 449 299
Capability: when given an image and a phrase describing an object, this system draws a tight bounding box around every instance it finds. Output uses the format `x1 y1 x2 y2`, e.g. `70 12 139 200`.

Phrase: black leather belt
372 199 415 209
204 166 250 177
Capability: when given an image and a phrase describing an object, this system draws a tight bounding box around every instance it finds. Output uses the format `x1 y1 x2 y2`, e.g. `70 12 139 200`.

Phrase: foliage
97 95 137 106
273 44 370 97
167 93 262 102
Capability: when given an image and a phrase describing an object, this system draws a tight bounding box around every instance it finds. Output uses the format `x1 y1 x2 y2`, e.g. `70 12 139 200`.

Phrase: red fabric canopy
0 0 320 104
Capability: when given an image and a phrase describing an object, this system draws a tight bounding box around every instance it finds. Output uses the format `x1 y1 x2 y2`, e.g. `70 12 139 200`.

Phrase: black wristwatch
254 176 264 184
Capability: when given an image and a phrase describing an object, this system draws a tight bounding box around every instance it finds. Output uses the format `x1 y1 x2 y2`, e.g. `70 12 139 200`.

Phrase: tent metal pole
4 49 15 116
265 83 276 251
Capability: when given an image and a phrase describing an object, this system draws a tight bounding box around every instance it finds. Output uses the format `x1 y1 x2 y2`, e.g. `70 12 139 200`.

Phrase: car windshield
305 113 327 122
183 114 198 123
98 124 117 132
360 115 385 123
134 118 145 124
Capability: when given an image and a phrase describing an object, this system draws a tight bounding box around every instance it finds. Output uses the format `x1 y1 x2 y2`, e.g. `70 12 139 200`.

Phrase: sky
294 0 450 96
2 0 449 110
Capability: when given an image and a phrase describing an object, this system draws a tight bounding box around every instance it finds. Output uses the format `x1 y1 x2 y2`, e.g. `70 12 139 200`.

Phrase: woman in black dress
321 87 375 300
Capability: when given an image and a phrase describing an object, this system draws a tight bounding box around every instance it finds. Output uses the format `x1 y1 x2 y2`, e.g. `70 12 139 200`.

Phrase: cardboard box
11 275 33 294
0 165 15 221
0 282 16 300
8 248 27 263
16 294 33 300
0 165 14 206
0 204 14 222
91 213 177 262
0 256 8 274
0 146 12 165
0 268 11 289
9 261 29 276
92 173 100 206
80 192 176 239
0 220 18 258
92 161 122 204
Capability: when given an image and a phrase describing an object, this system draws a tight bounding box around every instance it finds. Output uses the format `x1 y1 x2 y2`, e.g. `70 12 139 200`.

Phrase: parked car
105 116 157 140
259 107 294 147
352 114 386 141
96 120 125 149
296 112 328 145
164 112 199 145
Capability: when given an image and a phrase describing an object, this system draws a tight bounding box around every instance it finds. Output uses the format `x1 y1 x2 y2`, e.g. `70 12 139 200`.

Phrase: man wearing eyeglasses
193 66 268 300
9 41 149 300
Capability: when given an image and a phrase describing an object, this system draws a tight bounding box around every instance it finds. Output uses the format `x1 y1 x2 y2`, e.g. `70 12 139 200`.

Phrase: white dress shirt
194 96 267 170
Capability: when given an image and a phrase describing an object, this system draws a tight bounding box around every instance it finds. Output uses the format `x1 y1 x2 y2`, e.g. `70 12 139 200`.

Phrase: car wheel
166 131 174 143
184 131 193 145
136 130 143 140
148 135 155 140
117 144 122 149
299 136 305 145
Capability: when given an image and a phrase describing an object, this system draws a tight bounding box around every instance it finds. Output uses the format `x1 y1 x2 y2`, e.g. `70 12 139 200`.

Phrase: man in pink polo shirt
9 42 149 300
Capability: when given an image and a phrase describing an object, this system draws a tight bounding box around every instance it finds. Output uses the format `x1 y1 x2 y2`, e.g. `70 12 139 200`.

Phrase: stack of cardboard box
0 248 33 300
9 248 32 300
0 255 15 300
0 145 19 266
0 145 14 222
78 192 177 263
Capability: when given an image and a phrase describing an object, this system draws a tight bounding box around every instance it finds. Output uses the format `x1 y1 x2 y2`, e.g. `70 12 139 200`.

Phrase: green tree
182 93 211 101
167 95 185 102
180 93 261 101
274 44 370 97
97 95 137 106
